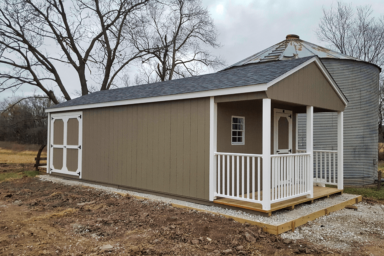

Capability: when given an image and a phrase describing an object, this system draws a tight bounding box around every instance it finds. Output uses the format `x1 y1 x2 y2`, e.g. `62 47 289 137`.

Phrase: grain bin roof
48 56 315 110
225 34 369 70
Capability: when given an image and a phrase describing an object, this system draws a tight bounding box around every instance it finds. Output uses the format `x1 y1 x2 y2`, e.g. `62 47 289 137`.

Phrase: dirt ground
0 164 381 255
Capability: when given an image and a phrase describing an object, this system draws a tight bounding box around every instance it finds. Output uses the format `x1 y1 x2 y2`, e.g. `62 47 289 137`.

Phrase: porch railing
297 149 338 186
271 153 311 203
314 150 338 185
214 152 262 203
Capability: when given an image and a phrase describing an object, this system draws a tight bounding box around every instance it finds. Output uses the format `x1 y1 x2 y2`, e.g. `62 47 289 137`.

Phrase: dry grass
379 161 384 174
0 148 46 164
28 208 78 222
0 170 41 182
0 141 47 152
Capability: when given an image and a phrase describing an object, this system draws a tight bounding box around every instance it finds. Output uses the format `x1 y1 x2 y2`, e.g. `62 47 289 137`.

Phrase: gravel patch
281 201 384 251
39 176 358 226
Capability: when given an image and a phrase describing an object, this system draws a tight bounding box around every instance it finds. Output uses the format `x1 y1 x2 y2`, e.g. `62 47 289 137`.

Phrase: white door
274 109 292 154
50 112 83 178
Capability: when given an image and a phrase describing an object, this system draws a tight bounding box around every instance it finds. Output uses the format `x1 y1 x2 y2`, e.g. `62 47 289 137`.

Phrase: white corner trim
46 84 269 113
209 97 217 201
265 57 348 106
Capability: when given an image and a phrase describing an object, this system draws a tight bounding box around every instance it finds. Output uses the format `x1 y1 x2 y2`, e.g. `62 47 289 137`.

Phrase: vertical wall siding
298 60 380 185
267 62 345 111
81 98 210 201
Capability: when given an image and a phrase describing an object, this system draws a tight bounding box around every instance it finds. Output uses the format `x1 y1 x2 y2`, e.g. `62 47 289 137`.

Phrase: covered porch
208 59 347 214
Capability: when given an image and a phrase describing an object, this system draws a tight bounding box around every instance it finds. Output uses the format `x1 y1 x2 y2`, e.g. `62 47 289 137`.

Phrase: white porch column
209 97 218 201
337 111 344 190
306 106 314 198
262 98 271 210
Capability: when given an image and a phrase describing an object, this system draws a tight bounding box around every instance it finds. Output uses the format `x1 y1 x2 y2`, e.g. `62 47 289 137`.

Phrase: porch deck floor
214 187 343 215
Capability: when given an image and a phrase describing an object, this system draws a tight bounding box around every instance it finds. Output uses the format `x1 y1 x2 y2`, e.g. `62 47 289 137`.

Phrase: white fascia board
45 83 269 113
265 56 348 106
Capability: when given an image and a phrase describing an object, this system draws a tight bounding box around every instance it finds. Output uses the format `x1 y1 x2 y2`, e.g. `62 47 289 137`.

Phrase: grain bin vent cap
226 34 361 69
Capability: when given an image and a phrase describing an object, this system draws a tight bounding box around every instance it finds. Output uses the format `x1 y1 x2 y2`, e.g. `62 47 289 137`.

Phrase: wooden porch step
214 187 343 215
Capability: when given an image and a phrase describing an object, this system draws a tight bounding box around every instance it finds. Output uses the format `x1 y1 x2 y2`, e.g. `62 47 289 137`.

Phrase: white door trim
50 111 83 178
274 108 293 154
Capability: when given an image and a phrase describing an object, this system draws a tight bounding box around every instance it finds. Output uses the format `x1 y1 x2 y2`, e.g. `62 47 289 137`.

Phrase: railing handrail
271 153 310 157
214 152 263 157
297 149 337 153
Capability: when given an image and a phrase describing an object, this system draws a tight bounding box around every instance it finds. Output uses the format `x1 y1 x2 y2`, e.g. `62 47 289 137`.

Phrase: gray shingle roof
50 56 313 109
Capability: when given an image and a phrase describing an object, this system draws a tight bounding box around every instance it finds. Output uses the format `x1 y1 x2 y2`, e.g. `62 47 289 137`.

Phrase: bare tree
317 2 384 66
0 0 149 104
129 0 224 84
0 96 51 144
317 2 384 139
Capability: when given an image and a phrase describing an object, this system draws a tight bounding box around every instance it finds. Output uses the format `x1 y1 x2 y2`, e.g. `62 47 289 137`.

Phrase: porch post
306 106 314 198
209 97 217 201
262 98 271 210
337 111 344 190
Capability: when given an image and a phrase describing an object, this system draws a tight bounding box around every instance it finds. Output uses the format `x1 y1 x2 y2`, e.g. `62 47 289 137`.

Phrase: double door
49 112 83 177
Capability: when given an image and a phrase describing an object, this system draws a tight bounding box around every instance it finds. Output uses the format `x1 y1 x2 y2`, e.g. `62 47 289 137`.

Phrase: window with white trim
231 116 245 145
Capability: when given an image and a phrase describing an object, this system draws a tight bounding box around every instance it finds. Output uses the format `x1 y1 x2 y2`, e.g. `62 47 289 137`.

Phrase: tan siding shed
81 98 210 201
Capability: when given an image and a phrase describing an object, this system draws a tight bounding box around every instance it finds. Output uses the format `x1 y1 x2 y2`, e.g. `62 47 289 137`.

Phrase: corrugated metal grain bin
227 34 381 186
298 59 380 185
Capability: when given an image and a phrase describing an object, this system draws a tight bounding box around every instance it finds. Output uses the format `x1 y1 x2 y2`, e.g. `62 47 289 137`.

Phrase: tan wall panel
67 149 78 172
81 98 210 201
67 118 79 145
217 100 263 154
53 119 64 145
266 62 345 112
53 148 63 169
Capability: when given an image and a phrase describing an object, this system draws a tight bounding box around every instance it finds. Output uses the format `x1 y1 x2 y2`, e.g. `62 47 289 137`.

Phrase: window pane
232 124 238 130
238 131 242 137
238 118 244 124
232 117 238 123
232 137 237 142
238 124 243 130
238 137 243 143
232 131 237 136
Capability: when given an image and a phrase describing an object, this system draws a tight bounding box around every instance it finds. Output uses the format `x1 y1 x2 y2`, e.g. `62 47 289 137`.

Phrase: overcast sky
1 0 384 102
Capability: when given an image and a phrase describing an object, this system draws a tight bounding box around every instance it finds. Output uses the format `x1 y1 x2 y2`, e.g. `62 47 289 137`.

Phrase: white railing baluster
236 156 239 197
252 157 255 200
242 156 244 198
232 155 234 197
315 152 318 181
333 153 336 183
227 155 230 196
272 157 274 201
277 157 280 200
257 157 260 201
328 152 331 184
247 156 250 199
222 154 225 195
218 155 221 194
320 152 323 181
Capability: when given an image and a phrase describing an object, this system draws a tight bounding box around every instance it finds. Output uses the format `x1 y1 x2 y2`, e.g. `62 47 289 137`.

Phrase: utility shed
46 54 348 212
227 34 381 186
